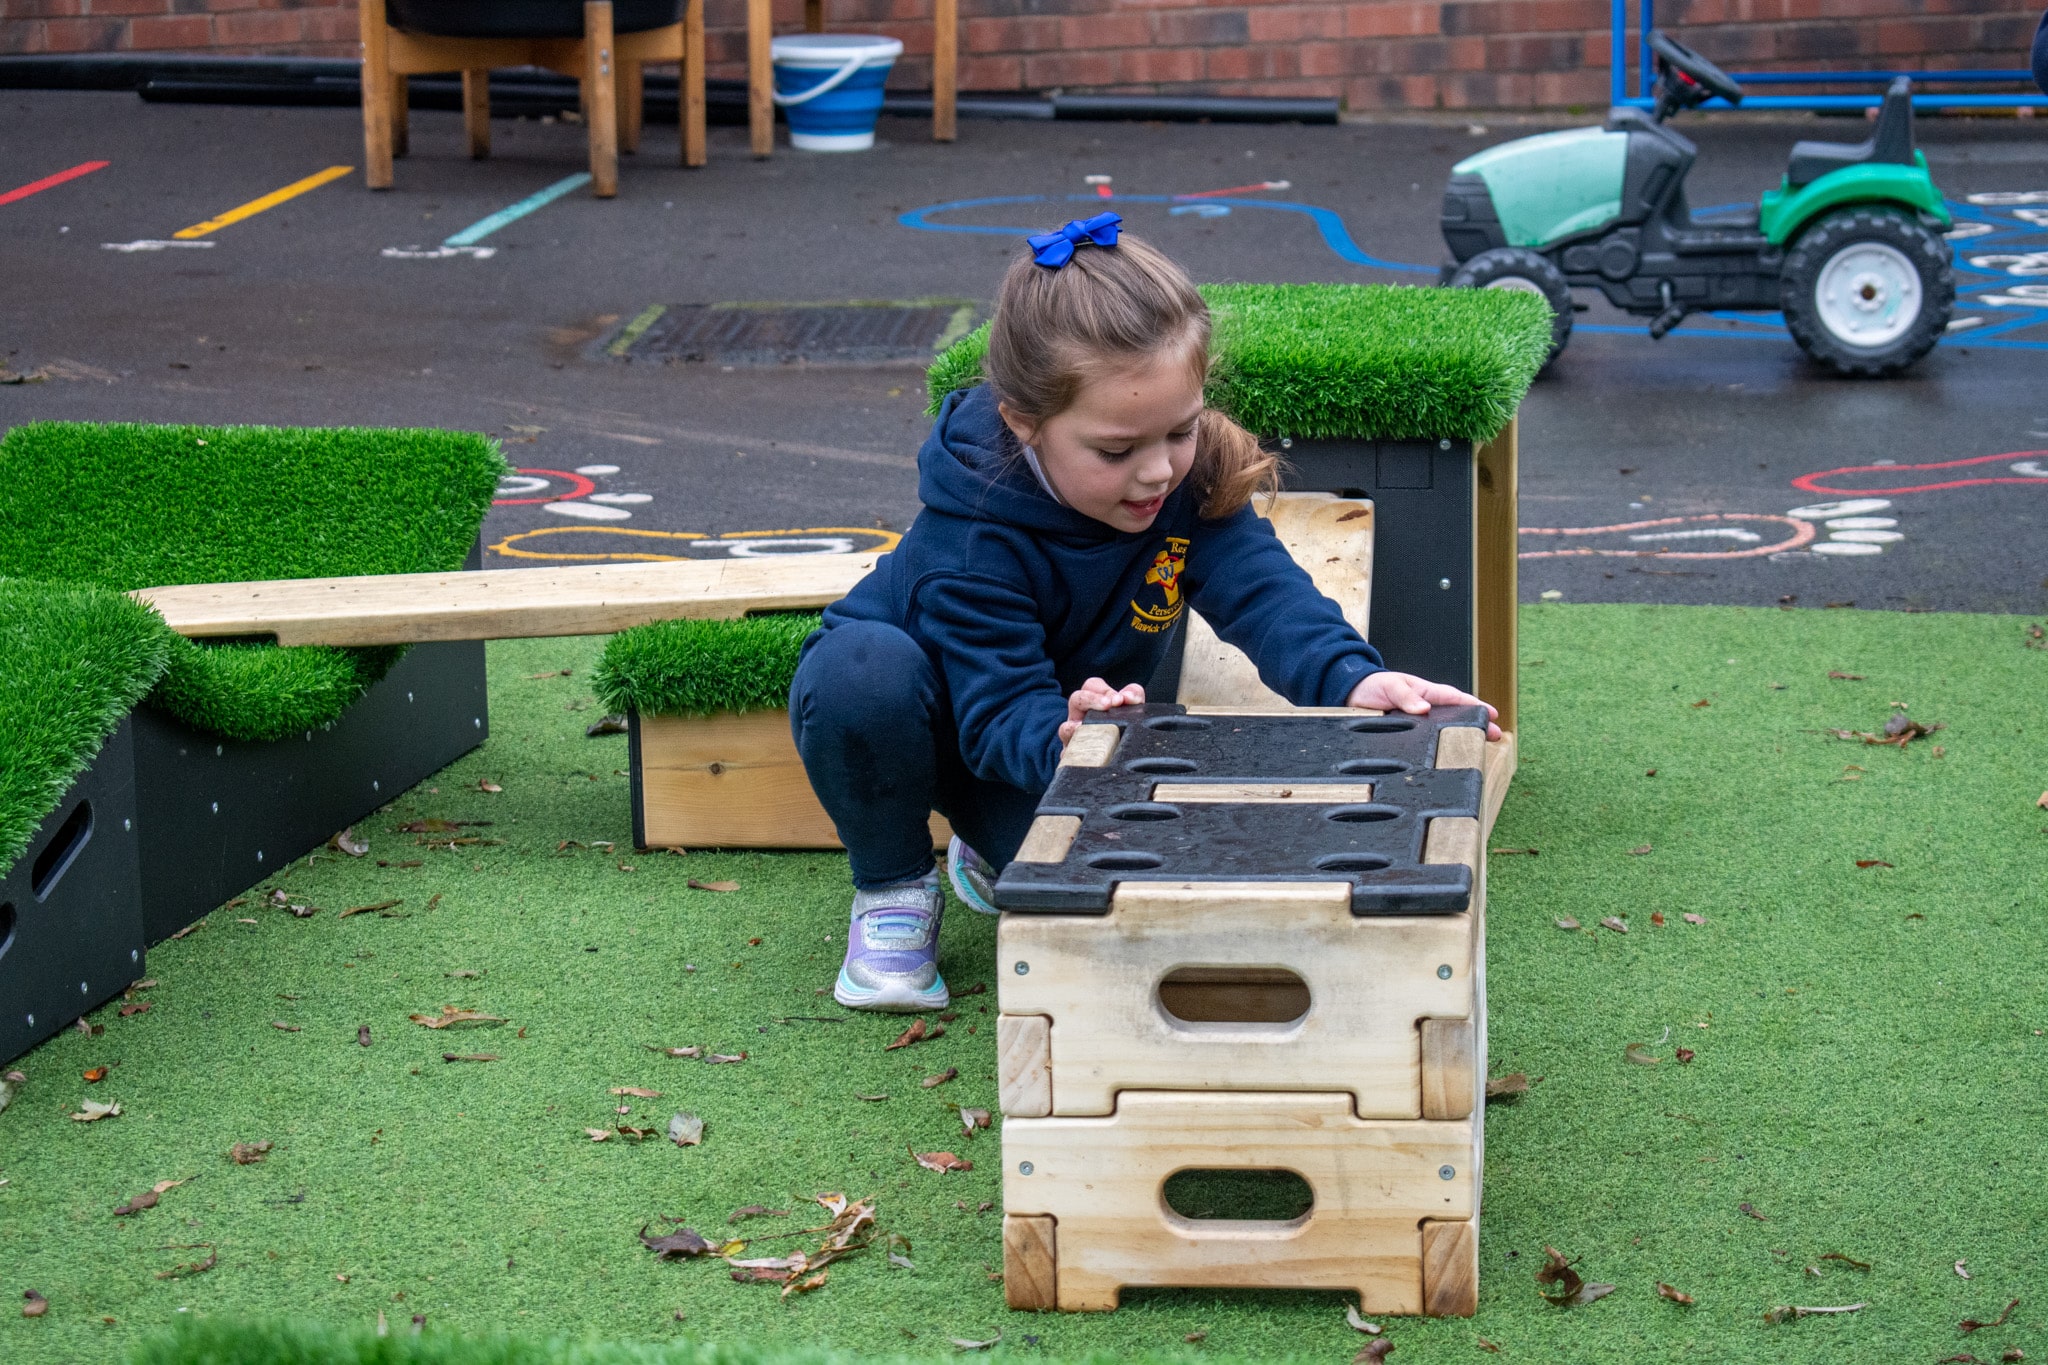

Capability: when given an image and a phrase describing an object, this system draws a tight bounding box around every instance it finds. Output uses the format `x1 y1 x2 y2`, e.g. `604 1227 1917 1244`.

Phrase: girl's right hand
1059 676 1145 745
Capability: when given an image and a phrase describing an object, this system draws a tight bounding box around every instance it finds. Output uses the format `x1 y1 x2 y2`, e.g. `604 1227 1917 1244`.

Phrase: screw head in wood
1014 961 1030 975
1437 964 1452 979
1439 439 1452 451
1439 1165 1455 1180
1439 578 1452 589
1018 1161 1034 1175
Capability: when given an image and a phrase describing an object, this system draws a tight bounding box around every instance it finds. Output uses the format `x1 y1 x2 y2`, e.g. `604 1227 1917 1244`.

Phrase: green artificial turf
0 579 172 876
3 606 2046 1365
0 422 505 742
925 284 1551 442
595 615 822 718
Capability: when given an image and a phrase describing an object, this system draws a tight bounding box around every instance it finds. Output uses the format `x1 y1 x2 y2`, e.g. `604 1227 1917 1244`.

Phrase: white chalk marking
1965 190 2048 205
717 537 857 558
496 476 552 497
1626 528 1763 543
1787 498 1891 519
2011 460 2048 478
541 501 632 521
587 492 652 505
1811 541 1884 556
1980 284 2048 307
381 245 498 260
574 464 623 475
102 240 216 253
1828 529 1904 544
1969 252 2048 276
1944 221 1997 240
1946 315 1988 332
1825 517 1898 530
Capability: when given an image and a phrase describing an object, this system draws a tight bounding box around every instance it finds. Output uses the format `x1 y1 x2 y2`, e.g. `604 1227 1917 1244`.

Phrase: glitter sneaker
834 875 948 1012
947 835 1001 916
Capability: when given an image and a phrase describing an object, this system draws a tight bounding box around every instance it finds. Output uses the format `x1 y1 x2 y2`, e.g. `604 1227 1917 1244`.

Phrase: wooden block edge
1421 1218 1478 1317
1003 1214 1058 1311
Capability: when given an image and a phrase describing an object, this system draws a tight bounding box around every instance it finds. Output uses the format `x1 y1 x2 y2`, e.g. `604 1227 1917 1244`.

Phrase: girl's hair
983 232 1277 520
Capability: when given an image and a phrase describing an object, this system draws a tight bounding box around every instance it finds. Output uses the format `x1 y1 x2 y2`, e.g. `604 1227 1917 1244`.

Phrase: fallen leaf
358 1026 372 1047
83 1067 107 1083
1624 1043 1660 1066
1492 847 1540 856
1691 699 1711 708
1657 1282 1694 1305
648 1045 701 1058
922 1067 959 1089
728 1205 789 1224
886 1231 915 1269
1602 917 1629 933
156 1250 217 1280
168 919 205 940
1629 844 1653 856
1536 1245 1613 1305
1738 1201 1766 1220
1184 1331 1207 1343
886 1019 930 1051
584 1128 611 1142
441 1053 499 1063
668 1113 704 1147
612 1087 662 1098
1555 918 1580 930
1476 1340 1500 1354
2003 1349 2027 1363
271 1021 302 1032
687 879 739 893
22 1290 47 1317
1650 911 1666 926
1485 1074 1530 1100
704 1052 747 1064
229 1140 273 1164
477 779 502 794
855 1093 889 1102
1675 1047 1696 1063
328 828 370 857
408 1007 506 1029
1764 1302 1865 1325
1352 1339 1395 1363
1956 1259 1971 1278
340 899 403 919
119 1001 151 1017
71 1099 121 1122
616 1125 657 1140
1346 1304 1381 1334
1828 671 1864 681
113 1190 161 1216
1683 913 1706 925
528 669 572 680
1856 859 1894 869
912 1146 972 1173
1822 1252 1872 1271
955 982 987 996
1960 1299 2020 1333
586 715 629 736
949 1333 1002 1352
958 1107 991 1135
395 818 488 834
445 969 482 979
781 1270 828 1298
640 1224 714 1259
2038 791 2048 810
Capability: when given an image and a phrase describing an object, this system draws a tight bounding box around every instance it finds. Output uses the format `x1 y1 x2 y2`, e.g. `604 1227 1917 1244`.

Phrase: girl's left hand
1345 671 1502 741
1059 677 1146 745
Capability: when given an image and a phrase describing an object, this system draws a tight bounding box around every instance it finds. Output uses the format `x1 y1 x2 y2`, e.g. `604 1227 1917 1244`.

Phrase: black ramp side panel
993 704 1484 916
130 640 488 945
1280 439 1474 694
0 717 146 1067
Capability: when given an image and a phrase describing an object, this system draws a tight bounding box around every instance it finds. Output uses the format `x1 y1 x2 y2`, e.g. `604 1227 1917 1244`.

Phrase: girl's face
1000 348 1204 534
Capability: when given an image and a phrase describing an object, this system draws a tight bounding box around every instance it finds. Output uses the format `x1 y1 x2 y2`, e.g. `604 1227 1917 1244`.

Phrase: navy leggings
790 620 1045 890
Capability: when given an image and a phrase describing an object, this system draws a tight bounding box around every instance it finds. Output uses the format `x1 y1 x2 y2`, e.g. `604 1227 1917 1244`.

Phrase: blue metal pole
1610 0 1626 106
1640 0 1655 100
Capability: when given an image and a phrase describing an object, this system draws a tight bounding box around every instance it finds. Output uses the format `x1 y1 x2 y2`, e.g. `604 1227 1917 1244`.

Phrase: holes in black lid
1086 851 1167 871
1324 805 1400 823
1144 715 1213 732
1127 756 1199 775
1336 758 1407 776
1107 803 1182 822
1345 716 1416 733
1314 853 1393 872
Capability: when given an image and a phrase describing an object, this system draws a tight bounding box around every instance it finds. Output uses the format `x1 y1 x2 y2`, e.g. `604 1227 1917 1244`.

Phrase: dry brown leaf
611 1087 662 1098
229 1140 273 1164
1650 911 1666 926
408 1007 506 1030
615 1125 657 1140
22 1290 48 1318
728 1205 790 1224
1691 699 1711 708
911 1146 972 1173
1352 1339 1395 1363
118 1001 150 1017
1960 1299 2020 1333
886 1019 930 1051
1856 859 1894 869
855 1092 889 1101
958 1107 991 1135
640 1224 713 1259
1823 1252 1872 1271
156 1249 217 1280
922 1067 959 1089
83 1067 107 1083
1555 917 1579 930
687 879 739 893
648 1045 701 1058
1764 1302 1865 1325
71 1099 120 1123
340 899 403 919
1683 913 1706 925
2038 791 2048 810
328 827 370 857
1629 844 1652 856
1601 917 1629 933
113 1190 160 1216
1485 1073 1530 1100
1657 1282 1694 1305
477 779 502 794
441 1053 499 1063
704 1052 747 1064
949 1333 1002 1352
358 1026 372 1047
1738 1201 1767 1220
1827 670 1864 680
1476 1340 1500 1354
584 1128 611 1142
1184 1331 1207 1343
668 1113 704 1146
1345 1304 1381 1334
271 1021 301 1032
1675 1047 1696 1063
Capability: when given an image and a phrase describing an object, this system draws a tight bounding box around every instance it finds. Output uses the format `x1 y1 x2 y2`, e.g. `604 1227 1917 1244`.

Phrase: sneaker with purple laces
946 835 1000 916
834 875 948 1012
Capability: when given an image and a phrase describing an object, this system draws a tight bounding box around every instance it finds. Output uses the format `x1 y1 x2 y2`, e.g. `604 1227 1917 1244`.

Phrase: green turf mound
925 283 1552 442
0 422 504 742
594 613 822 717
0 579 171 876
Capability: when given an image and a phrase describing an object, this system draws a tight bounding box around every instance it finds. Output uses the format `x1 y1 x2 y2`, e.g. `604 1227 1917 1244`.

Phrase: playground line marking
384 173 593 260
0 160 109 208
173 165 353 240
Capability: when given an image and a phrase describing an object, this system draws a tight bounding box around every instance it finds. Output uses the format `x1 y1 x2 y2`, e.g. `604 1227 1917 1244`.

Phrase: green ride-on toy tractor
1440 31 1955 376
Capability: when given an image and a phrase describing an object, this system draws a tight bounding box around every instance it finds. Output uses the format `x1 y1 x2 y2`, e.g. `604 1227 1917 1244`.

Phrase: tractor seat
1786 77 1915 187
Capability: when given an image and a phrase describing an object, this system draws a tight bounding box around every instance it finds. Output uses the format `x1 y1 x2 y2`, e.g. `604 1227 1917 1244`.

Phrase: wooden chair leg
932 0 956 141
391 74 410 158
462 69 492 159
359 0 394 188
619 59 643 153
584 0 619 196
747 0 773 157
683 0 706 167
804 0 824 32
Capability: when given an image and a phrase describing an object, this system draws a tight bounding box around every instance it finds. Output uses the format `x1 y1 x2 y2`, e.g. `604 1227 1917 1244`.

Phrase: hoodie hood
917 384 1147 540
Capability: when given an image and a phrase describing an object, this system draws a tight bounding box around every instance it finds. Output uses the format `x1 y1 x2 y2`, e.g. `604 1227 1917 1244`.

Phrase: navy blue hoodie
822 383 1384 792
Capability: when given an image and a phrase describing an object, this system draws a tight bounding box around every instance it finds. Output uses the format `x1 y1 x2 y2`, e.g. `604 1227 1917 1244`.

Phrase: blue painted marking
444 173 592 247
1170 204 1231 218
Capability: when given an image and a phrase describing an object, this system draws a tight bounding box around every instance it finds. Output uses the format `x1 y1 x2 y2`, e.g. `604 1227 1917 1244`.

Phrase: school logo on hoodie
1130 537 1188 633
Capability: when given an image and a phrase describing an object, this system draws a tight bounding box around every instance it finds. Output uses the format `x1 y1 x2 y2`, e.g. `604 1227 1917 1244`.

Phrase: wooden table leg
619 59 643 153
584 0 619 196
391 74 410 158
683 0 707 167
932 0 956 141
747 0 773 158
804 0 824 31
359 0 394 188
462 69 492 158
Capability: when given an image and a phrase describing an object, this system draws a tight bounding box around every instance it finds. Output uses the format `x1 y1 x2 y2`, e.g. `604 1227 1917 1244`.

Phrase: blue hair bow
1027 211 1122 269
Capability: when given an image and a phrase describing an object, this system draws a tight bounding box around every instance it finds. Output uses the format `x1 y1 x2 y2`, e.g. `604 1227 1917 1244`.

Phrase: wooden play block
997 875 1480 1119
1178 493 1373 710
1001 1090 1477 1314
133 554 880 648
632 708 949 850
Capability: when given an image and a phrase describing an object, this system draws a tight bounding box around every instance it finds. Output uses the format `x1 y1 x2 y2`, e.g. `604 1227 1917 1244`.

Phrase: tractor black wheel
1447 247 1573 366
1781 207 1953 377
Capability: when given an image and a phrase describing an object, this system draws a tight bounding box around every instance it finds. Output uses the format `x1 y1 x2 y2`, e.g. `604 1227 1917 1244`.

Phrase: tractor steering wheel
1649 30 1744 108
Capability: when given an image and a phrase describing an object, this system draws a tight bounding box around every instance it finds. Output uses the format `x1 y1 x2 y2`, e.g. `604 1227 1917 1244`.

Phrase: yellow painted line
172 165 354 240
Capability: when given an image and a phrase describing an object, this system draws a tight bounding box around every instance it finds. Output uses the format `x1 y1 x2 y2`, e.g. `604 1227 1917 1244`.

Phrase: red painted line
1791 449 2048 497
494 468 596 506
1173 180 1288 200
0 160 109 208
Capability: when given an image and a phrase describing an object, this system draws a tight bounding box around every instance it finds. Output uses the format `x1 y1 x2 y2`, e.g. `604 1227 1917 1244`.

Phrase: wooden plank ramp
130 554 880 648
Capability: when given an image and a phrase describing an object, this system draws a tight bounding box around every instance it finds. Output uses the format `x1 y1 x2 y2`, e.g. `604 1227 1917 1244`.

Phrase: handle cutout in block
1162 1168 1314 1225
1157 966 1310 1026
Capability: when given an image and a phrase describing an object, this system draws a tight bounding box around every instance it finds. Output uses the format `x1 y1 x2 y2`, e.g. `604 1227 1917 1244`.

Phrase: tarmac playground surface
4 89 2048 622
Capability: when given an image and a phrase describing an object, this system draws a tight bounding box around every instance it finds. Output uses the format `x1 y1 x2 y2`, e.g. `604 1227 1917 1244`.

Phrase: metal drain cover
612 300 977 365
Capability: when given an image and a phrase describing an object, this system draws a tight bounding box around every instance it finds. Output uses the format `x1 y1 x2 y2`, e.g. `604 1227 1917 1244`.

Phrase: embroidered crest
1130 537 1189 633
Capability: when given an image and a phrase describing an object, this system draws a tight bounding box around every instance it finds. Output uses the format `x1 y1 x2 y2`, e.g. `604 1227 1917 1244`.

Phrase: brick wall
3 0 2040 109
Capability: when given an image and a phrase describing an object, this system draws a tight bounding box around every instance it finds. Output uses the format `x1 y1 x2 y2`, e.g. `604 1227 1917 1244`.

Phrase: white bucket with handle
770 34 904 151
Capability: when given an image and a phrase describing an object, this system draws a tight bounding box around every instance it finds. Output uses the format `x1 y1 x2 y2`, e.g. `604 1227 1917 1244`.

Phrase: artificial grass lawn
3 605 2046 1365
926 285 1552 443
595 615 823 718
0 421 505 743
0 579 171 874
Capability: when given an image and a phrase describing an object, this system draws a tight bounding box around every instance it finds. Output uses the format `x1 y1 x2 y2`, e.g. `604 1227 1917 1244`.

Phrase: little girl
790 216 1498 1011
